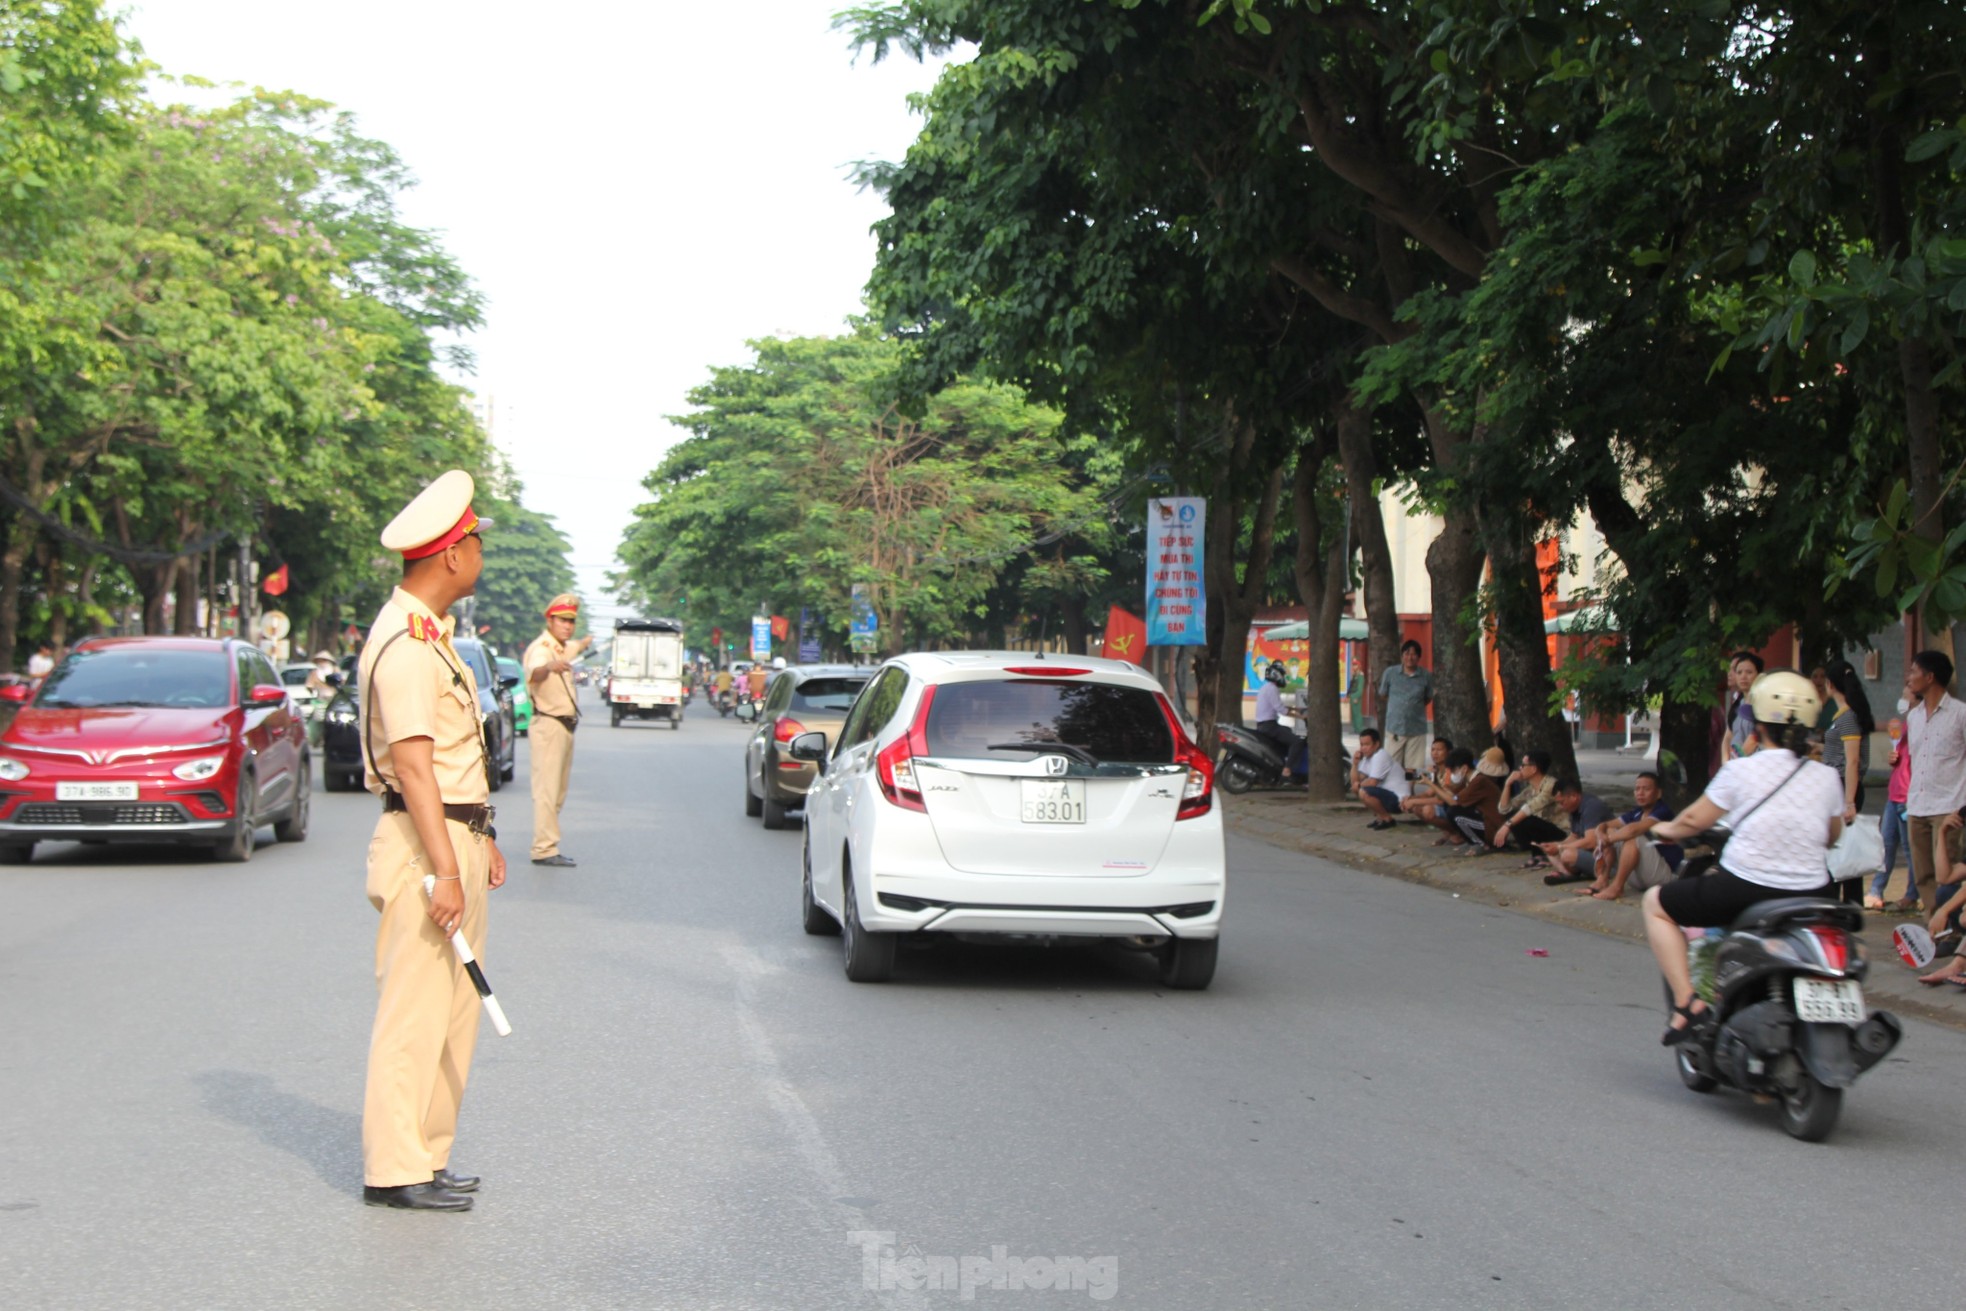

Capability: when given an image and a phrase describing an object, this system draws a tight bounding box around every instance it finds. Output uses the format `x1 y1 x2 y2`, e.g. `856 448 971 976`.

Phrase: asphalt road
2 688 1960 1310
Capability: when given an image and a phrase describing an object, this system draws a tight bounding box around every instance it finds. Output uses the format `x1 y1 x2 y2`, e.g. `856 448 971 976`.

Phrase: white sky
123 0 948 621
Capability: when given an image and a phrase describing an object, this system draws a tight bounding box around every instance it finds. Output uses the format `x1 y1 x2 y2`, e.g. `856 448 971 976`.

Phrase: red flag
770 614 789 640
262 564 290 596
1103 606 1148 664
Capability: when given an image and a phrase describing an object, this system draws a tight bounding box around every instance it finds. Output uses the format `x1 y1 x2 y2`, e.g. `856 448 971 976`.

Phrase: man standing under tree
1378 640 1435 776
525 593 589 868
1904 650 1966 913
359 469 507 1212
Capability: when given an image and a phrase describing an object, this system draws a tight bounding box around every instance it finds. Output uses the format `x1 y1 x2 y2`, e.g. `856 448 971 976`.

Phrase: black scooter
1669 832 1902 1141
1214 722 1349 793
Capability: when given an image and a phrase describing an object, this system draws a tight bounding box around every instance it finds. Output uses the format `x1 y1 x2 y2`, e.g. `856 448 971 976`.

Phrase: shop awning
1259 618 1370 641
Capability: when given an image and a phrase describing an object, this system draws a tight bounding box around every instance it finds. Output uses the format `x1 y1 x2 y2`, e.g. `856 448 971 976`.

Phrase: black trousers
1508 815 1569 849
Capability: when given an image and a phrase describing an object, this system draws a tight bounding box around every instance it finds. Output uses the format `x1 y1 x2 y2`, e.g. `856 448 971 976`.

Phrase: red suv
0 637 310 864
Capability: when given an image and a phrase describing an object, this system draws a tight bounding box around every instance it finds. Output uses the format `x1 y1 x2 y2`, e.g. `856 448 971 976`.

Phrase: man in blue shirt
1568 771 1683 900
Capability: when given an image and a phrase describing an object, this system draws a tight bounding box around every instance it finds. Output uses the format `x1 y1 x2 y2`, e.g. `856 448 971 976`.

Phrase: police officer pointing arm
523 594 589 866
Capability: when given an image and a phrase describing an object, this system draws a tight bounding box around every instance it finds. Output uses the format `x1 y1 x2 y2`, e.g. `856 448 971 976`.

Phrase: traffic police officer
359 470 507 1212
523 593 588 867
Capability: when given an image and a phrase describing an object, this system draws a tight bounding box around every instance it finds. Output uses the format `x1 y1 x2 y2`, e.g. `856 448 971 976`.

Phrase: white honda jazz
792 652 1225 987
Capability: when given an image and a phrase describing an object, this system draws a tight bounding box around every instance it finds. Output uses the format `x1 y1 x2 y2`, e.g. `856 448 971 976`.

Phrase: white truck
608 617 686 729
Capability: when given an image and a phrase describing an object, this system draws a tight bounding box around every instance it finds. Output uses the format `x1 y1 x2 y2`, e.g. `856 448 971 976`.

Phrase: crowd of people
1322 644 1966 993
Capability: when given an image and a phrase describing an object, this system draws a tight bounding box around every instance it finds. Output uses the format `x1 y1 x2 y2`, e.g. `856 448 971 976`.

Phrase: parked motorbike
1214 722 1349 793
1668 831 1902 1141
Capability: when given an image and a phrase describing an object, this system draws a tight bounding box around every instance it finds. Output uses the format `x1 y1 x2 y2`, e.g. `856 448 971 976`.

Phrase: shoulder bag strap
362 629 412 785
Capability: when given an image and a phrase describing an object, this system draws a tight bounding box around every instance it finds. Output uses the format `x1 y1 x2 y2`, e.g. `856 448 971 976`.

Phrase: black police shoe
433 1168 480 1193
363 1182 472 1211
531 854 577 867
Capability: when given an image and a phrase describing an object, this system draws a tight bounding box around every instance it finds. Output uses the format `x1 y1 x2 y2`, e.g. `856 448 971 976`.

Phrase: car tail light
1003 666 1089 676
875 686 937 812
1806 925 1850 971
1157 695 1213 820
773 716 807 743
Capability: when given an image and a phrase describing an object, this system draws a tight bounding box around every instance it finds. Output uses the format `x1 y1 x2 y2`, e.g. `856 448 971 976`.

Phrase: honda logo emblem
1041 755 1070 777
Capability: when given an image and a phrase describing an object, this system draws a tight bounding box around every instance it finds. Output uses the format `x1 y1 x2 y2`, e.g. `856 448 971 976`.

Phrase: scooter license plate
1793 977 1865 1024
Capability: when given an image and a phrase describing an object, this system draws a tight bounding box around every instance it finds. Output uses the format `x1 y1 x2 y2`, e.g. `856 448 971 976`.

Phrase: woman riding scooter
1647 669 1846 1044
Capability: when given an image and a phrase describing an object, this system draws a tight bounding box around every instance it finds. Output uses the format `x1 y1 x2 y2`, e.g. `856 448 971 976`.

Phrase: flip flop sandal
1521 857 1549 870
1543 872 1592 886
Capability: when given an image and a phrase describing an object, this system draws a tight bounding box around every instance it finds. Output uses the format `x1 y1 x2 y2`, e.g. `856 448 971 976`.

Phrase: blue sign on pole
849 583 879 654
1145 497 1206 646
750 615 772 660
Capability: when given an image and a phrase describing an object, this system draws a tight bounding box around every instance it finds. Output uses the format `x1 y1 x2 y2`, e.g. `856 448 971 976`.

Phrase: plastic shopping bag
1827 813 1884 884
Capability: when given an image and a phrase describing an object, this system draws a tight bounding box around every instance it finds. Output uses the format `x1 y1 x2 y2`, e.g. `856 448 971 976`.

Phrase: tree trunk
46 553 67 653
1290 436 1349 801
174 555 199 636
1060 593 1088 655
1659 694 1716 807
0 518 32 670
1198 417 1285 738
1424 509 1488 749
1337 402 1399 711
1417 406 1489 749
140 561 173 634
1478 505 1579 781
1902 335 1953 666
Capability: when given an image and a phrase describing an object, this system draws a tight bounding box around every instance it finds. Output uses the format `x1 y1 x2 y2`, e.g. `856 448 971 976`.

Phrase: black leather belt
544 713 578 732
381 790 496 839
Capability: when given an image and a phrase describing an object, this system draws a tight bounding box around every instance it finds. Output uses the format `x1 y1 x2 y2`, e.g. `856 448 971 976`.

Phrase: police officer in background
524 593 589 867
358 470 508 1212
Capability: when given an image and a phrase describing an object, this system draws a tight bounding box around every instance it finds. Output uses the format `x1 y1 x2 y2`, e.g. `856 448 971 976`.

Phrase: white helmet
772 656 786 670
1748 669 1819 727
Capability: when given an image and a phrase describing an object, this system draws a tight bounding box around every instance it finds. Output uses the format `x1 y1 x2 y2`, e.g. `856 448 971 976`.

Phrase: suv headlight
172 756 226 782
0 757 28 781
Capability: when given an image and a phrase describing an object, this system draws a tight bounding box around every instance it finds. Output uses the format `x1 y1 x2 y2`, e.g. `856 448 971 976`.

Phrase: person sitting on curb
1568 771 1683 900
1352 727 1412 830
1420 747 1478 846
1492 750 1567 867
1535 778 1616 882
1917 857 1966 986
1400 738 1455 825
1441 746 1510 854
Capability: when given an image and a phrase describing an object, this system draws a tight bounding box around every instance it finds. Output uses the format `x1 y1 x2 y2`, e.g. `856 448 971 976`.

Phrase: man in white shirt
25 644 53 680
1904 650 1966 913
1351 727 1412 830
1252 662 1305 783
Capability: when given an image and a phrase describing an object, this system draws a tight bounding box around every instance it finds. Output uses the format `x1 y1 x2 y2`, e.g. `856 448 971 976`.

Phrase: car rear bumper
862 870 1224 939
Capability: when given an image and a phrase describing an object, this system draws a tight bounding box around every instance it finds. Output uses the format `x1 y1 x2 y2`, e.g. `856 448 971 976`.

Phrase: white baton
422 875 512 1036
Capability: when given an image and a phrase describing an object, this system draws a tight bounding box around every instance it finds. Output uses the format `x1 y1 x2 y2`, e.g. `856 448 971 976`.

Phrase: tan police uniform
359 482 496 1192
523 596 581 861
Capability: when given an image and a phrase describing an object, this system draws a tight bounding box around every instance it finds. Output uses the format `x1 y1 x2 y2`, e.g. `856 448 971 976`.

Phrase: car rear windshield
792 677 869 712
923 679 1173 764
36 648 231 709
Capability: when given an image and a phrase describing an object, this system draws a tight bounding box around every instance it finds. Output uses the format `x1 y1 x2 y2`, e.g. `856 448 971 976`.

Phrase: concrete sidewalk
1222 788 1964 1032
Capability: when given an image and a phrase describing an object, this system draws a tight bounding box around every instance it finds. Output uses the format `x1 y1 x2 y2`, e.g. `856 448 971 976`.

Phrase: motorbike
714 687 737 717
1214 722 1302 792
1668 830 1902 1141
1214 712 1349 794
